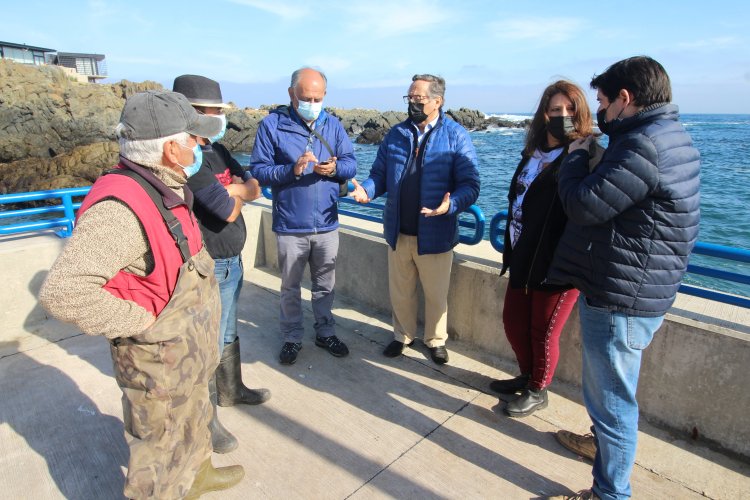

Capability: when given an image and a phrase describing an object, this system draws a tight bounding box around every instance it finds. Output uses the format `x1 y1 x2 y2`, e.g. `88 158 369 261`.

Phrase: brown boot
184 458 244 499
216 338 271 407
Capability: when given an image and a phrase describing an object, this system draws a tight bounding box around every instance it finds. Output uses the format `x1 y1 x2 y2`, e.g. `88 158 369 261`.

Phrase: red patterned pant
502 284 579 390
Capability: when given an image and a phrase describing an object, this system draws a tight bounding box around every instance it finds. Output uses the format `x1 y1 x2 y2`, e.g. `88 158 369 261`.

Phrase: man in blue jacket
352 74 480 365
546 57 700 500
250 67 357 365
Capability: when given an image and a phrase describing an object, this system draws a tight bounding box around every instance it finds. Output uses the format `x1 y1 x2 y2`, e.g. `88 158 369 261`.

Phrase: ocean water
236 113 750 297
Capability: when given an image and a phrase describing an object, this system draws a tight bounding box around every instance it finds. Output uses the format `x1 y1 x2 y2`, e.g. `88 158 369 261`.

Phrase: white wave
479 126 525 135
484 113 532 122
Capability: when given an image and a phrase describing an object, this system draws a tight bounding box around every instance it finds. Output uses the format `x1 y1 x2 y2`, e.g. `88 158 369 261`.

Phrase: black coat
547 103 700 316
501 149 571 292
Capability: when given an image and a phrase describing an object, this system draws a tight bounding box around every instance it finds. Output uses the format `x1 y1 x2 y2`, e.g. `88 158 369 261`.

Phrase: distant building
48 52 108 83
0 41 55 66
0 41 107 83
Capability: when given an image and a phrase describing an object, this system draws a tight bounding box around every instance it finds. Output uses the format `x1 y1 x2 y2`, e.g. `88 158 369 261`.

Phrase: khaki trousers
388 234 453 348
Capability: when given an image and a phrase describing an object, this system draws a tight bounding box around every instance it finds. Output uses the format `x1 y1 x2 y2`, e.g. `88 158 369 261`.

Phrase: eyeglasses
403 95 432 104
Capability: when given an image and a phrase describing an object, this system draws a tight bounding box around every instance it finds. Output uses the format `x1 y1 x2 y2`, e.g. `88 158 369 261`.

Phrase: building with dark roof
0 41 55 66
1 41 107 83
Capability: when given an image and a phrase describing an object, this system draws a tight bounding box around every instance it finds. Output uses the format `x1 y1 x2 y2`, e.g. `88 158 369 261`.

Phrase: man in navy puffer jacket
352 74 480 365
546 57 700 500
250 67 356 366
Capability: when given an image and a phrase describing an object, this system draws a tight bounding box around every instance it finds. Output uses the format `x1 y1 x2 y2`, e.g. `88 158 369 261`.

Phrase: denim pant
277 230 338 342
578 295 664 500
214 255 243 349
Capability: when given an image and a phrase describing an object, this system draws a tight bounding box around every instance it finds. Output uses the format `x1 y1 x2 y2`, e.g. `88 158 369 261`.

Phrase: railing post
58 193 76 238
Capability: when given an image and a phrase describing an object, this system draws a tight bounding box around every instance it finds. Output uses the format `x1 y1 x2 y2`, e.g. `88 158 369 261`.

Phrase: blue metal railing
261 184 486 245
0 187 91 238
3 186 749 309
488 211 750 309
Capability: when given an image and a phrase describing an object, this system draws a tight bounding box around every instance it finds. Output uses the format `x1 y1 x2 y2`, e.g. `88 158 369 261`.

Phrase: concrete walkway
1 266 748 499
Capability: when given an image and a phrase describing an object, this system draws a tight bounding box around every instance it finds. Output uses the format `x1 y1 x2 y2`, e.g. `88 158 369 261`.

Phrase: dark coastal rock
0 59 124 165
0 60 267 193
0 142 119 195
0 61 527 194
446 108 486 130
221 108 267 153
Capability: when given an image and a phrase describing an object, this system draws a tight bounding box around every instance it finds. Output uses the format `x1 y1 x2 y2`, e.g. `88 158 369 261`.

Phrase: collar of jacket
118 156 190 210
606 102 678 136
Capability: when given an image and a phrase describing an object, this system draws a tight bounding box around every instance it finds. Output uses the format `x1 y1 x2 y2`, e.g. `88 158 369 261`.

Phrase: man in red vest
40 91 244 499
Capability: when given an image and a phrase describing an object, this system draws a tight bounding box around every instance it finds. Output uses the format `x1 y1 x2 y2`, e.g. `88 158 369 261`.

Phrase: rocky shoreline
0 60 529 194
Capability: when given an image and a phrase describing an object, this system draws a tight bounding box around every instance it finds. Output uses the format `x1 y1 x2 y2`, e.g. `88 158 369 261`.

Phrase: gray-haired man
352 74 480 364
40 91 244 499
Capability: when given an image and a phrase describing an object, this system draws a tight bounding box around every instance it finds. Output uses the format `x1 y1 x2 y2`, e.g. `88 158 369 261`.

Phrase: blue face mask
177 142 203 178
208 114 227 143
296 99 323 122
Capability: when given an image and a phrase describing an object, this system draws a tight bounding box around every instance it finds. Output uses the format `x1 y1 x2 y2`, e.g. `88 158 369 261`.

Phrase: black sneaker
314 335 349 357
383 340 414 357
430 345 449 364
279 342 302 365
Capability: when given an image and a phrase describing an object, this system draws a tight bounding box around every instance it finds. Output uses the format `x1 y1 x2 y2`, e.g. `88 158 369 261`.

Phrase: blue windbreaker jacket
250 107 356 234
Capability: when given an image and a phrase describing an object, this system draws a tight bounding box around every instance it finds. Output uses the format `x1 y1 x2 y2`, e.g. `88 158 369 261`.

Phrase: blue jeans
214 255 243 349
578 295 664 500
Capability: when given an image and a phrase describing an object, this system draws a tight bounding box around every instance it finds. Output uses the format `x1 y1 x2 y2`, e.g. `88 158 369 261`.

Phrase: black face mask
596 107 610 135
597 98 627 136
547 116 575 141
408 102 429 123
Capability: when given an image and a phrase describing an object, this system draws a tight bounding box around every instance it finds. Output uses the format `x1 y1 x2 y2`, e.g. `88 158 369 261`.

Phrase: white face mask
208 114 227 143
176 142 203 177
296 99 323 122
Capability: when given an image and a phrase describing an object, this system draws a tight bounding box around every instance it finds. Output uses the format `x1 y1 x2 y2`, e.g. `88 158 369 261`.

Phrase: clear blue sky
4 0 749 113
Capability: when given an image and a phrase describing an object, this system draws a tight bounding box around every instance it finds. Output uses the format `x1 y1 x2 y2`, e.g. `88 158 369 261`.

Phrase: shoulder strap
309 128 335 157
277 105 335 157
105 169 192 263
277 105 346 194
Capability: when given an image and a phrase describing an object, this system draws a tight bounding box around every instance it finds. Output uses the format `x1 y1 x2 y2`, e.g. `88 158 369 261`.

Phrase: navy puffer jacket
546 103 700 316
360 112 480 254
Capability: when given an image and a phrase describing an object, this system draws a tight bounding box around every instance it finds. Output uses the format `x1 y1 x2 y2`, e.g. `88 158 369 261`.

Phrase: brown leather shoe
555 430 597 461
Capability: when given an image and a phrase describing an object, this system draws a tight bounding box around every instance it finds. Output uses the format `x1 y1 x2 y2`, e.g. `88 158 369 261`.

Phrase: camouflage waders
111 246 220 499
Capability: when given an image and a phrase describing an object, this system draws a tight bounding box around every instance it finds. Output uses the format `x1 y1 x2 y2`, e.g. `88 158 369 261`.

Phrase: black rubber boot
504 387 548 417
208 375 238 454
216 338 271 407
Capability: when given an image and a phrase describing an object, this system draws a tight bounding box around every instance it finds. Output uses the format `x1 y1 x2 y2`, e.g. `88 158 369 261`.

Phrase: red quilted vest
76 164 203 316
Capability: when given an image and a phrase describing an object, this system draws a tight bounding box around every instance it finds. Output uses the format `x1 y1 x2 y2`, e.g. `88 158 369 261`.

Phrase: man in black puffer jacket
546 57 700 500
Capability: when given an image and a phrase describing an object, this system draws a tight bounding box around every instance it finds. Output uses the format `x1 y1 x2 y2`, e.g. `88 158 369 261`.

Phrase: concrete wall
4 201 748 457
243 202 750 458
